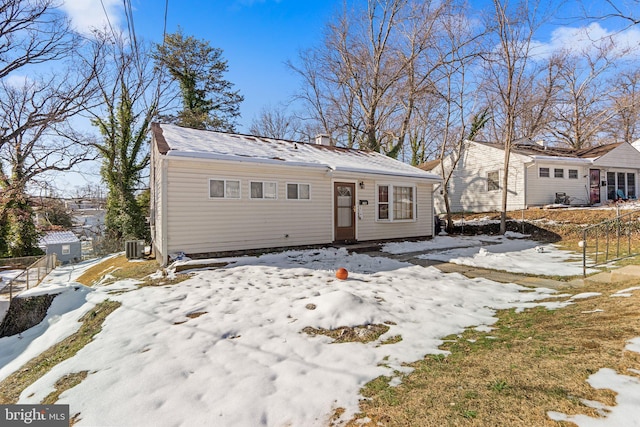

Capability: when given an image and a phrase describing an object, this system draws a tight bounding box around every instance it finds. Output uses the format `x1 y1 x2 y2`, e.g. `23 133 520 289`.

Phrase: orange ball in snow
336 267 348 280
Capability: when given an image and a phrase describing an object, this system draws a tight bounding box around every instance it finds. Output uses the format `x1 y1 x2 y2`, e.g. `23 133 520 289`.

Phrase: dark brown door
589 169 600 204
334 182 356 242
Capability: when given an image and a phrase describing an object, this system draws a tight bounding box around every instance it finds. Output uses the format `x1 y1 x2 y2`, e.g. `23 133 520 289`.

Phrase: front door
589 169 600 205
334 182 356 242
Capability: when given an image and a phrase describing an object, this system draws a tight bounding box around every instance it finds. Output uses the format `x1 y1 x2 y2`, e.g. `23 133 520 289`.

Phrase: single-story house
149 123 441 265
38 230 81 264
427 139 640 213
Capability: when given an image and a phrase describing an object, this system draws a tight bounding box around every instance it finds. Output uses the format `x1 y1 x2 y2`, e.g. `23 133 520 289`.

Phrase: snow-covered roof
471 139 624 161
39 231 80 246
153 123 441 181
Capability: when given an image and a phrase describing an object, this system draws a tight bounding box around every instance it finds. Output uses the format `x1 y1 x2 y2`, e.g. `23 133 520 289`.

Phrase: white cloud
60 0 123 36
531 22 640 60
2 74 33 89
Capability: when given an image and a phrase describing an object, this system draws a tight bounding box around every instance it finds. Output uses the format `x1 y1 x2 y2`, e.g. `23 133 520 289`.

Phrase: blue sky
58 0 640 133
47 0 640 193
63 0 340 132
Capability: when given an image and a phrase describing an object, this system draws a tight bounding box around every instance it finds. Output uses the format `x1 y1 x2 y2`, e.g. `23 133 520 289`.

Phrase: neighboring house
633 139 640 153
150 123 441 265
38 231 81 264
428 139 640 214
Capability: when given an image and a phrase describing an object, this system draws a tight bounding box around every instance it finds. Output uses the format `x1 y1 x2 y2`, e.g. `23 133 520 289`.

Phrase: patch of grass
302 324 390 344
460 409 477 419
487 379 509 393
0 300 121 404
379 335 402 345
76 254 191 288
361 376 400 406
41 371 88 404
349 279 640 426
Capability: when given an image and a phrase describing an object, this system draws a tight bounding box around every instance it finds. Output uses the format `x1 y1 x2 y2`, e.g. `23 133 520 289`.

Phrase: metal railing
582 208 640 276
0 253 58 301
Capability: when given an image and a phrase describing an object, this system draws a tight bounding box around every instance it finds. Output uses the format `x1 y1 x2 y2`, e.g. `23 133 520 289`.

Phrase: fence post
582 228 587 277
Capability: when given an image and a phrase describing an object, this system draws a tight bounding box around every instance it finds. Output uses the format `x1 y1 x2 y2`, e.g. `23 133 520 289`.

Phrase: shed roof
152 123 441 181
39 231 80 246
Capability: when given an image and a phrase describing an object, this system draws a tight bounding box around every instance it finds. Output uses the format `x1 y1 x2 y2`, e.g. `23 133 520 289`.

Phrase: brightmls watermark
1 405 69 426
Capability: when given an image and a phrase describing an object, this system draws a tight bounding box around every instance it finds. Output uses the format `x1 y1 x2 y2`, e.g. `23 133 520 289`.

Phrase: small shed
39 231 81 264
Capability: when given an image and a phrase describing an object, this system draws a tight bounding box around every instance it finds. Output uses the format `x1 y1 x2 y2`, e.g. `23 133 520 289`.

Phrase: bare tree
482 0 548 234
545 40 623 149
249 105 305 141
603 69 640 143
0 0 99 256
583 0 640 26
290 0 452 154
434 4 488 231
0 0 74 81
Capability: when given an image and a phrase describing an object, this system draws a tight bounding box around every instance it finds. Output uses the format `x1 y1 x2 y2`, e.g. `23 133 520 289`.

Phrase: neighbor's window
628 173 636 199
378 185 389 220
377 184 416 221
250 181 277 199
554 168 564 178
286 183 310 200
62 244 70 255
393 186 414 220
209 179 240 199
539 167 550 178
487 170 500 191
569 169 578 179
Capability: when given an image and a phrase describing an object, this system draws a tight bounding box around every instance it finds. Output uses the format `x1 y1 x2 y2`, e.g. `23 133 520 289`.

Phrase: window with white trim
62 244 70 255
539 167 550 178
377 184 416 221
250 181 277 199
209 179 240 199
554 168 564 178
568 169 578 179
286 183 310 200
487 170 499 191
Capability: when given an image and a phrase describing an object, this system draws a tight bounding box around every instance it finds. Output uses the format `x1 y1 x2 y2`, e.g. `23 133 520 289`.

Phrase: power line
99 0 118 41
163 0 169 42
123 0 138 53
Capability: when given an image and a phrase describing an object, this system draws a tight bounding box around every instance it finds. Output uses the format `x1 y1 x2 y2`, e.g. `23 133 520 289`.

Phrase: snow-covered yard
0 236 639 426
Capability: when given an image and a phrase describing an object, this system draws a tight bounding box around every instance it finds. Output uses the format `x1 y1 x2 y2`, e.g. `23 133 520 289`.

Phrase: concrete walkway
347 245 640 290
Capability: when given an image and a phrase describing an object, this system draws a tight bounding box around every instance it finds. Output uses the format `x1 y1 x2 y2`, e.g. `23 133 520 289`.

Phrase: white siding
433 142 528 213
164 159 332 255
594 142 640 169
593 143 640 202
526 164 591 206
151 147 438 261
354 178 434 240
